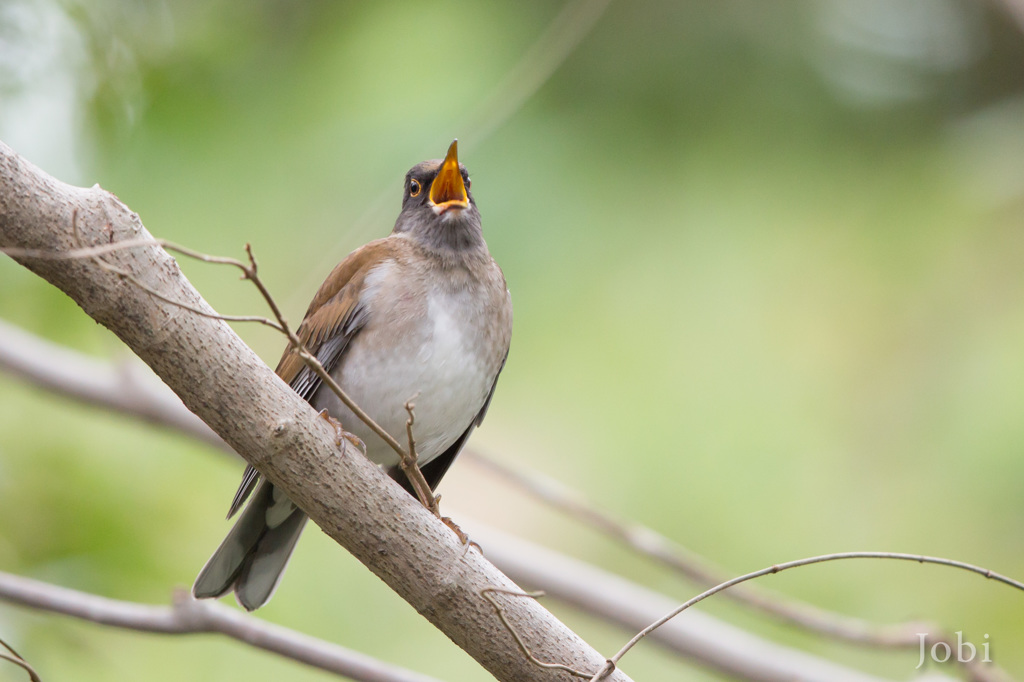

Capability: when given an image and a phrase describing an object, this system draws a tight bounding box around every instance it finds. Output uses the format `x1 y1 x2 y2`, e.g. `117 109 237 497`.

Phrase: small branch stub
402 398 439 515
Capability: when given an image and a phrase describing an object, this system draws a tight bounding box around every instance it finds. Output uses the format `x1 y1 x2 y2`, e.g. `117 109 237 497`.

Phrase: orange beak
429 140 469 213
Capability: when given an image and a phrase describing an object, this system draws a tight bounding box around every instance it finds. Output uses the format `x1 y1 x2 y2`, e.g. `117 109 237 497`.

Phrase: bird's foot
318 409 365 453
438 511 478 550
441 515 468 544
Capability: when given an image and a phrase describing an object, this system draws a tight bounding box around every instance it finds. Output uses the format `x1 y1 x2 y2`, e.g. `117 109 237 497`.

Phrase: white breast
312 263 497 470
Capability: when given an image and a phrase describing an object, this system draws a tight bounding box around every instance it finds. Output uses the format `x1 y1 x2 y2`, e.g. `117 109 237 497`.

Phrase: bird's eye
409 179 422 197
465 176 471 190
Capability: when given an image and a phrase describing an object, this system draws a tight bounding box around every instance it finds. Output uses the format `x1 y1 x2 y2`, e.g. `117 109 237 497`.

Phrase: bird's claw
317 409 365 453
440 515 477 549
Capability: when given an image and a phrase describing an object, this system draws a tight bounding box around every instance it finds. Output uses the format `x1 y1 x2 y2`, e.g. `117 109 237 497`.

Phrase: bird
193 140 512 611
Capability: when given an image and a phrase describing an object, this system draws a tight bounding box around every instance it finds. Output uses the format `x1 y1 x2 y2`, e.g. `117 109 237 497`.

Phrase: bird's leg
317 409 364 453
437 507 478 549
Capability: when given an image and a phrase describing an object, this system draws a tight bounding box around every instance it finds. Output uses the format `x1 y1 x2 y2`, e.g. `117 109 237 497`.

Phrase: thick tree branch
0 571 439 682
0 139 632 682
0 320 982 682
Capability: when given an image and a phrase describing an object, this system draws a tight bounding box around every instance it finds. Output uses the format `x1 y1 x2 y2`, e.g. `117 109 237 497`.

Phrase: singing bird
193 141 513 610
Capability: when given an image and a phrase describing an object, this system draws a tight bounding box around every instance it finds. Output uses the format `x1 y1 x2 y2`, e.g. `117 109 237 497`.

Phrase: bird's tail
192 480 307 611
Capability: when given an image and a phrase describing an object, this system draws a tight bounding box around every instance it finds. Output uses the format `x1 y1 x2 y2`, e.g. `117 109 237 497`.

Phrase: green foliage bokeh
2 1 1024 679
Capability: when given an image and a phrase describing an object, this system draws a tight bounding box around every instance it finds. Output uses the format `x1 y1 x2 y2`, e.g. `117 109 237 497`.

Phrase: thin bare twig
0 314 1008 682
0 316 1011 682
402 399 439 515
590 552 1024 682
2 193 1007 675
0 637 26 665
401 411 471 542
6 122 642 682
2 229 274 326
8 224 424 486
165 240 413 466
0 652 42 682
0 317 968 682
481 587 592 679
2 236 156 260
61 215 285 330
0 634 41 682
185 242 442 510
471 457 1020 682
467 451 966 650
0 571 438 682
472 523 959 682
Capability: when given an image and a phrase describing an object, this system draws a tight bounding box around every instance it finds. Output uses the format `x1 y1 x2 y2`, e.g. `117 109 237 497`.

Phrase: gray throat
395 211 489 265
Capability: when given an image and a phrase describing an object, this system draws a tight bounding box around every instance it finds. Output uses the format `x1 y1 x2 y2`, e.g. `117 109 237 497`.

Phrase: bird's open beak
429 140 469 214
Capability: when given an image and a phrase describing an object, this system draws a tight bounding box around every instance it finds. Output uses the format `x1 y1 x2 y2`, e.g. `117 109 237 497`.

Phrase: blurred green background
2 0 1024 680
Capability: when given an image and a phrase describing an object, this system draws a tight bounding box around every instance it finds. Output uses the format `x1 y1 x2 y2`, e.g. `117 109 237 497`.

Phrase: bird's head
393 140 483 253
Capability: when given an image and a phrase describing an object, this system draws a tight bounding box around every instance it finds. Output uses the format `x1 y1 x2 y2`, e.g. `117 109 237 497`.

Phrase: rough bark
0 139 632 682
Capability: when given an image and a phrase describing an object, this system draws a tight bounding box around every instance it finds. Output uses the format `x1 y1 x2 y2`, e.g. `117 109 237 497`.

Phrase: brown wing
274 239 396 396
227 238 400 518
